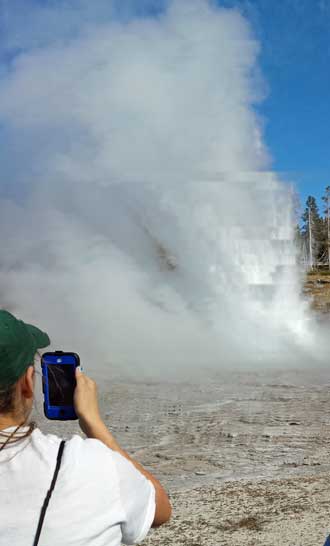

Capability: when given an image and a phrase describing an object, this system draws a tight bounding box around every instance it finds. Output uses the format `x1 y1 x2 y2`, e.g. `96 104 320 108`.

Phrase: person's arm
73 367 172 527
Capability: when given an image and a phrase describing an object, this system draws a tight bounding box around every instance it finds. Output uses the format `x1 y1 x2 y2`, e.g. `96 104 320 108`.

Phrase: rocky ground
304 272 330 313
144 473 330 546
38 366 330 546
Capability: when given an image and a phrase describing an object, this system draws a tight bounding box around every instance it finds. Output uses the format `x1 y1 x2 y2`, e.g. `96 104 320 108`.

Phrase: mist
0 0 318 378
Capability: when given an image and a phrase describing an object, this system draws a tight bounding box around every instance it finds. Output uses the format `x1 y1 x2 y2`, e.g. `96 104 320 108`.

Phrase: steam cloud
0 0 318 378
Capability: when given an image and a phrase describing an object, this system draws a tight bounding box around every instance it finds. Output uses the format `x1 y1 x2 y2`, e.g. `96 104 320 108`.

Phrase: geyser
0 0 316 377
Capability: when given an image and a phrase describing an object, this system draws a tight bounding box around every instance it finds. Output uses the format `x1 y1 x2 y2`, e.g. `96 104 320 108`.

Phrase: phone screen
47 364 76 406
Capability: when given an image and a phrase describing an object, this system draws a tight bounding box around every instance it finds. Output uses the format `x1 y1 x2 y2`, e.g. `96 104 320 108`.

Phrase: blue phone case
41 351 79 420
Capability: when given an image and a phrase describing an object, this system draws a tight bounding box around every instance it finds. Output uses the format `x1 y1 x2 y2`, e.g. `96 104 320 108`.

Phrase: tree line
296 186 330 270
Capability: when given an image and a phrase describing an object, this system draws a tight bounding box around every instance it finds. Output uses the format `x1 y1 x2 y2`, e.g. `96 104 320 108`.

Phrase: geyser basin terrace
36 367 330 545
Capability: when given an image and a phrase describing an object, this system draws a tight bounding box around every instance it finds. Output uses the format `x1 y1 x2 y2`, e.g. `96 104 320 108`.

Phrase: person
0 309 171 545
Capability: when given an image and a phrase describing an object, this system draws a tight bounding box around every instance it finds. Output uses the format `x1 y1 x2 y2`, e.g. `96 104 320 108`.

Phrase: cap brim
26 323 50 349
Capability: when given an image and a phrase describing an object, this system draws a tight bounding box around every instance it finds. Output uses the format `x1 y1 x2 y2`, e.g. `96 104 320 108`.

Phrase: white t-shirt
0 427 155 546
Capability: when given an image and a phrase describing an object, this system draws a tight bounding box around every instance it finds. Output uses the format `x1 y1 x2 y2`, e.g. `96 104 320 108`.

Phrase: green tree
322 186 330 270
301 196 326 268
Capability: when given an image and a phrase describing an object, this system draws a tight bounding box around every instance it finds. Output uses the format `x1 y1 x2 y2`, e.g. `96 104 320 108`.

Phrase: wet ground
36 368 330 545
39 368 330 489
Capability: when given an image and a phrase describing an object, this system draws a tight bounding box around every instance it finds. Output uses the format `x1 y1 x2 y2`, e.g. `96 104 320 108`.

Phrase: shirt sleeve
112 451 156 545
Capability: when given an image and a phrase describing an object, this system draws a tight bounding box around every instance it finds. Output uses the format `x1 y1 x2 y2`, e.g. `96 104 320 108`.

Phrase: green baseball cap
0 310 50 387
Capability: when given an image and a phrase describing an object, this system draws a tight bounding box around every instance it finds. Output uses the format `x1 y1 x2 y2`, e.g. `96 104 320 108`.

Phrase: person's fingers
76 366 83 378
74 366 95 388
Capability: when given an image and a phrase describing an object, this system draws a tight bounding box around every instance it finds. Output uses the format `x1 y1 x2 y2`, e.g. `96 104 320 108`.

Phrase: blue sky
219 0 330 211
0 0 329 213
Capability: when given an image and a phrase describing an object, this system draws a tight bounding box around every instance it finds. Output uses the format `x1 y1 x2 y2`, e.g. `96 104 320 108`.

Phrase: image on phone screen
47 365 76 406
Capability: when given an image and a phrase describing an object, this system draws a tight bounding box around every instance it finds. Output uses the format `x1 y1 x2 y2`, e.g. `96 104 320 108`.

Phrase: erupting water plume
0 0 318 377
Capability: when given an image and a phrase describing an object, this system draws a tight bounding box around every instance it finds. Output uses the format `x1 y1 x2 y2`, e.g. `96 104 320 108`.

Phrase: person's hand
74 367 103 435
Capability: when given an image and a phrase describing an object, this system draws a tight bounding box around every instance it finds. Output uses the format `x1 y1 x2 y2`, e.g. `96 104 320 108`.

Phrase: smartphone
41 351 80 420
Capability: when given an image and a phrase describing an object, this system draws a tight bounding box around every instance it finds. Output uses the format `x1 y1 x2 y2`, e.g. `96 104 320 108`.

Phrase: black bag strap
33 440 65 546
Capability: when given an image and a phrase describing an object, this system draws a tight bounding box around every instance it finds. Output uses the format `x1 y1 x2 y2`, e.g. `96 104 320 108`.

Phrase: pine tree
292 192 305 265
301 196 325 268
322 186 330 270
